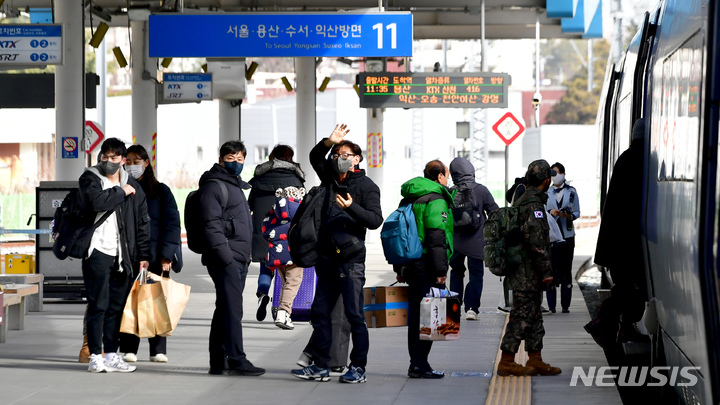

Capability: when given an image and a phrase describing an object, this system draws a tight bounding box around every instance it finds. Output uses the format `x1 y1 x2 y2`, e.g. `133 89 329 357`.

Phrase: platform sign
149 13 413 58
368 133 382 168
358 72 510 108
492 112 525 146
0 25 62 65
163 73 213 101
62 137 78 159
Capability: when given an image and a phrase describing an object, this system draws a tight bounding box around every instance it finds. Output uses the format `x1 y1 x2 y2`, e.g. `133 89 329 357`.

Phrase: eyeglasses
331 153 356 159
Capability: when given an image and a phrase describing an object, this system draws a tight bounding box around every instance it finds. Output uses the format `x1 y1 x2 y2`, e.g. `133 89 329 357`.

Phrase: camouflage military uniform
500 162 554 354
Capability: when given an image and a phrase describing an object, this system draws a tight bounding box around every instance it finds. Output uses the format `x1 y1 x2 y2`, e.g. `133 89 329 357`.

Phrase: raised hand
328 123 350 144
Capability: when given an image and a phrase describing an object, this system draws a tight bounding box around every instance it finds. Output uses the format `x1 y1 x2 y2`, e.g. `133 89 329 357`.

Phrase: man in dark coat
589 118 648 344
448 157 499 320
291 124 383 384
248 145 305 322
78 137 151 373
199 140 264 377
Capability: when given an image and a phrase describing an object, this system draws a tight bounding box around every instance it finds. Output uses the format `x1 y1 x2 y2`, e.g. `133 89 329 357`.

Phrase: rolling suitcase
271 267 317 322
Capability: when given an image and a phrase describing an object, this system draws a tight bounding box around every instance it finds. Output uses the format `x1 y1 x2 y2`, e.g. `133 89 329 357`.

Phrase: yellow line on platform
485 314 532 405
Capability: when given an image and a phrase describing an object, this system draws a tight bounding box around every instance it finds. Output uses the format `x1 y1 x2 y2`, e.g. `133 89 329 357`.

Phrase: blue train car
598 0 720 403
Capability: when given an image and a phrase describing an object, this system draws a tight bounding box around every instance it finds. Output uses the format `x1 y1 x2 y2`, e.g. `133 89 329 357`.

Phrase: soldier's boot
526 351 561 376
496 351 533 376
78 334 90 363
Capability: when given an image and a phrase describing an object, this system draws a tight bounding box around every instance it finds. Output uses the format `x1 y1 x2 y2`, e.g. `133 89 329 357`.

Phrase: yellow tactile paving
485 315 532 405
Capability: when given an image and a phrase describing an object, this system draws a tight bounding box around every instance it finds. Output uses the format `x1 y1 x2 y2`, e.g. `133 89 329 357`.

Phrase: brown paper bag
156 273 191 337
136 277 166 338
119 279 140 335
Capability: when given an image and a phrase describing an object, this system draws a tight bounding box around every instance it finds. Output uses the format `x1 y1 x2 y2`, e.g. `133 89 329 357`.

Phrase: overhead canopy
11 0 603 40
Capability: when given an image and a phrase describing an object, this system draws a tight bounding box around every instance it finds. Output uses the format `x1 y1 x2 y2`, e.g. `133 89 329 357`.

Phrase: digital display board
358 72 510 108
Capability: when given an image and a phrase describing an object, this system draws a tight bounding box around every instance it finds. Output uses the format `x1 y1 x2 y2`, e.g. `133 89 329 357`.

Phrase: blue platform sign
0 25 62 65
149 13 413 58
163 73 213 101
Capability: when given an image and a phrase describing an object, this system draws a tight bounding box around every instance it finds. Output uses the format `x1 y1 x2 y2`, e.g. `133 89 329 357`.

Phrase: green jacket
509 186 552 291
400 177 455 277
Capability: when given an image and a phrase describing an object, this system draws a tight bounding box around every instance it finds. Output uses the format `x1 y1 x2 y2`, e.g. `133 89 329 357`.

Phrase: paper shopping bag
156 273 191 337
136 276 168 338
419 296 461 341
119 279 140 335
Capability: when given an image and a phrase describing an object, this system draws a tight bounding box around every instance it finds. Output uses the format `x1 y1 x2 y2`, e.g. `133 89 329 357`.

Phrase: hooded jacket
310 139 383 263
78 166 151 273
248 159 305 262
399 177 455 277
197 163 253 268
449 157 499 259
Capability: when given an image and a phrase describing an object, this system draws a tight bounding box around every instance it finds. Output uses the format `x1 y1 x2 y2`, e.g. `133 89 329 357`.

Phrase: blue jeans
449 253 485 312
256 262 273 296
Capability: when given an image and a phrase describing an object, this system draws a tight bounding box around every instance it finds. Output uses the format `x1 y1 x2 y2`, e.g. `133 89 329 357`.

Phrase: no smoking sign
62 137 79 159
492 112 525 146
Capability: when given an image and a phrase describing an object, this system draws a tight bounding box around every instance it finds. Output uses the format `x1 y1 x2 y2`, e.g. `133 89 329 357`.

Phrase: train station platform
0 227 621 404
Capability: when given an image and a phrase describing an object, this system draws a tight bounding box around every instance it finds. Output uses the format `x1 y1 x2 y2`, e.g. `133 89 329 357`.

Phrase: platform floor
0 227 621 405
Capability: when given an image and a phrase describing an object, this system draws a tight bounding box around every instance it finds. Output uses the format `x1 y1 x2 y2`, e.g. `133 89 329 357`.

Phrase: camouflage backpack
483 207 523 276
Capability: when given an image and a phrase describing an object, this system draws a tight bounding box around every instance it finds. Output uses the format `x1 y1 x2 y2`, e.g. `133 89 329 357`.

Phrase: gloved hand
504 228 523 246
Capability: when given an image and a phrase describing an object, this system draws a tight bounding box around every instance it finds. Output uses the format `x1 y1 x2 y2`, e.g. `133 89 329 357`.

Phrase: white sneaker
122 353 137 363
150 354 168 363
105 353 137 373
466 309 479 321
87 353 106 373
275 310 295 330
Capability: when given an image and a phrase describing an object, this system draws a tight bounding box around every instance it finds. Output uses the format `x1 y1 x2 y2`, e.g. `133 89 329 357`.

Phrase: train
596 0 720 403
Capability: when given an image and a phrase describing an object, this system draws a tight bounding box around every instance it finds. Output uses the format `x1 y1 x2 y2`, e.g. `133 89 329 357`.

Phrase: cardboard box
363 286 409 328
4 255 35 274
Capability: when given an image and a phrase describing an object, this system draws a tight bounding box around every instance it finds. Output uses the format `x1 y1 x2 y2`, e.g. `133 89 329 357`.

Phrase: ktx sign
492 112 525 146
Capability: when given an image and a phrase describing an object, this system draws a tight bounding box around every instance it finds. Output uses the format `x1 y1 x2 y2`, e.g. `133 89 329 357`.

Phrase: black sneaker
227 361 265 376
408 366 445 379
256 293 270 321
329 366 347 377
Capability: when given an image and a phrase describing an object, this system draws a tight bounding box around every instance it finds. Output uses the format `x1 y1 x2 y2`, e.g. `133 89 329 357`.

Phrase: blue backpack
381 193 441 265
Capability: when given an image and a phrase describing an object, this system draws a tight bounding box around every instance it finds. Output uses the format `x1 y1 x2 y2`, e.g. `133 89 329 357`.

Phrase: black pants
82 250 130 355
547 237 575 311
305 258 368 369
406 271 436 370
207 261 249 369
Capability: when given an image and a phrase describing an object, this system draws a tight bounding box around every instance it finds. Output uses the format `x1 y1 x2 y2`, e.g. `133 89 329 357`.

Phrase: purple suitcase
271 267 317 322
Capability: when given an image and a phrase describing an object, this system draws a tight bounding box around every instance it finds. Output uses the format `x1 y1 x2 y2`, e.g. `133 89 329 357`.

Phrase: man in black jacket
78 138 151 373
198 140 265 376
291 124 383 383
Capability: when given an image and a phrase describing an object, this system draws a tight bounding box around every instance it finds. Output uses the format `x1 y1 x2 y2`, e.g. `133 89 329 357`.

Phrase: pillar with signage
53 3 86 180
367 112 384 203
130 11 157 168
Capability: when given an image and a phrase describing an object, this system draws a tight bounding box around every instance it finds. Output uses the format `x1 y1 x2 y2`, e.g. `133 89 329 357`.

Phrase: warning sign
492 112 525 146
368 133 382 168
62 137 79 159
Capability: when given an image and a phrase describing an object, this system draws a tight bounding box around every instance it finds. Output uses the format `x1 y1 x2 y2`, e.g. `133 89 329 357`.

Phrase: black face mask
98 160 121 176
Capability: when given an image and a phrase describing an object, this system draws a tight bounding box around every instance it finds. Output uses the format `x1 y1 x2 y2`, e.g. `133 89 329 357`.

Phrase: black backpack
52 189 115 260
288 186 327 268
185 179 228 254
451 183 482 234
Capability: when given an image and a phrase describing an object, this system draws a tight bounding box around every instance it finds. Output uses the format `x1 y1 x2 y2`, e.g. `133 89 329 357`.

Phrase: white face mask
125 164 145 179
552 173 565 186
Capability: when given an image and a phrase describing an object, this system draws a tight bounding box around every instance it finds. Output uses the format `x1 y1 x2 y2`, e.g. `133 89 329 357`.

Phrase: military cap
526 159 557 184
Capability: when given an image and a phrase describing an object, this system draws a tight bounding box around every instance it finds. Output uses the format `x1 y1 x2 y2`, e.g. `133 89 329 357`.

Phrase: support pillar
295 57 316 186
366 108 384 199
54 1 86 180
219 100 241 144
130 18 157 167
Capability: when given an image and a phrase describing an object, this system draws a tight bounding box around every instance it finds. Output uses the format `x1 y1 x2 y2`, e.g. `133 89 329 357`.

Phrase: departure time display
358 72 510 108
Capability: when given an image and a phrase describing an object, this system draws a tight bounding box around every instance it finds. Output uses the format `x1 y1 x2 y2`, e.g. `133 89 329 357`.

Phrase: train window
657 31 703 181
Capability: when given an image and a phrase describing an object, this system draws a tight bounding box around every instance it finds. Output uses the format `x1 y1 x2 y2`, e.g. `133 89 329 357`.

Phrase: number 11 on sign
373 23 397 49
